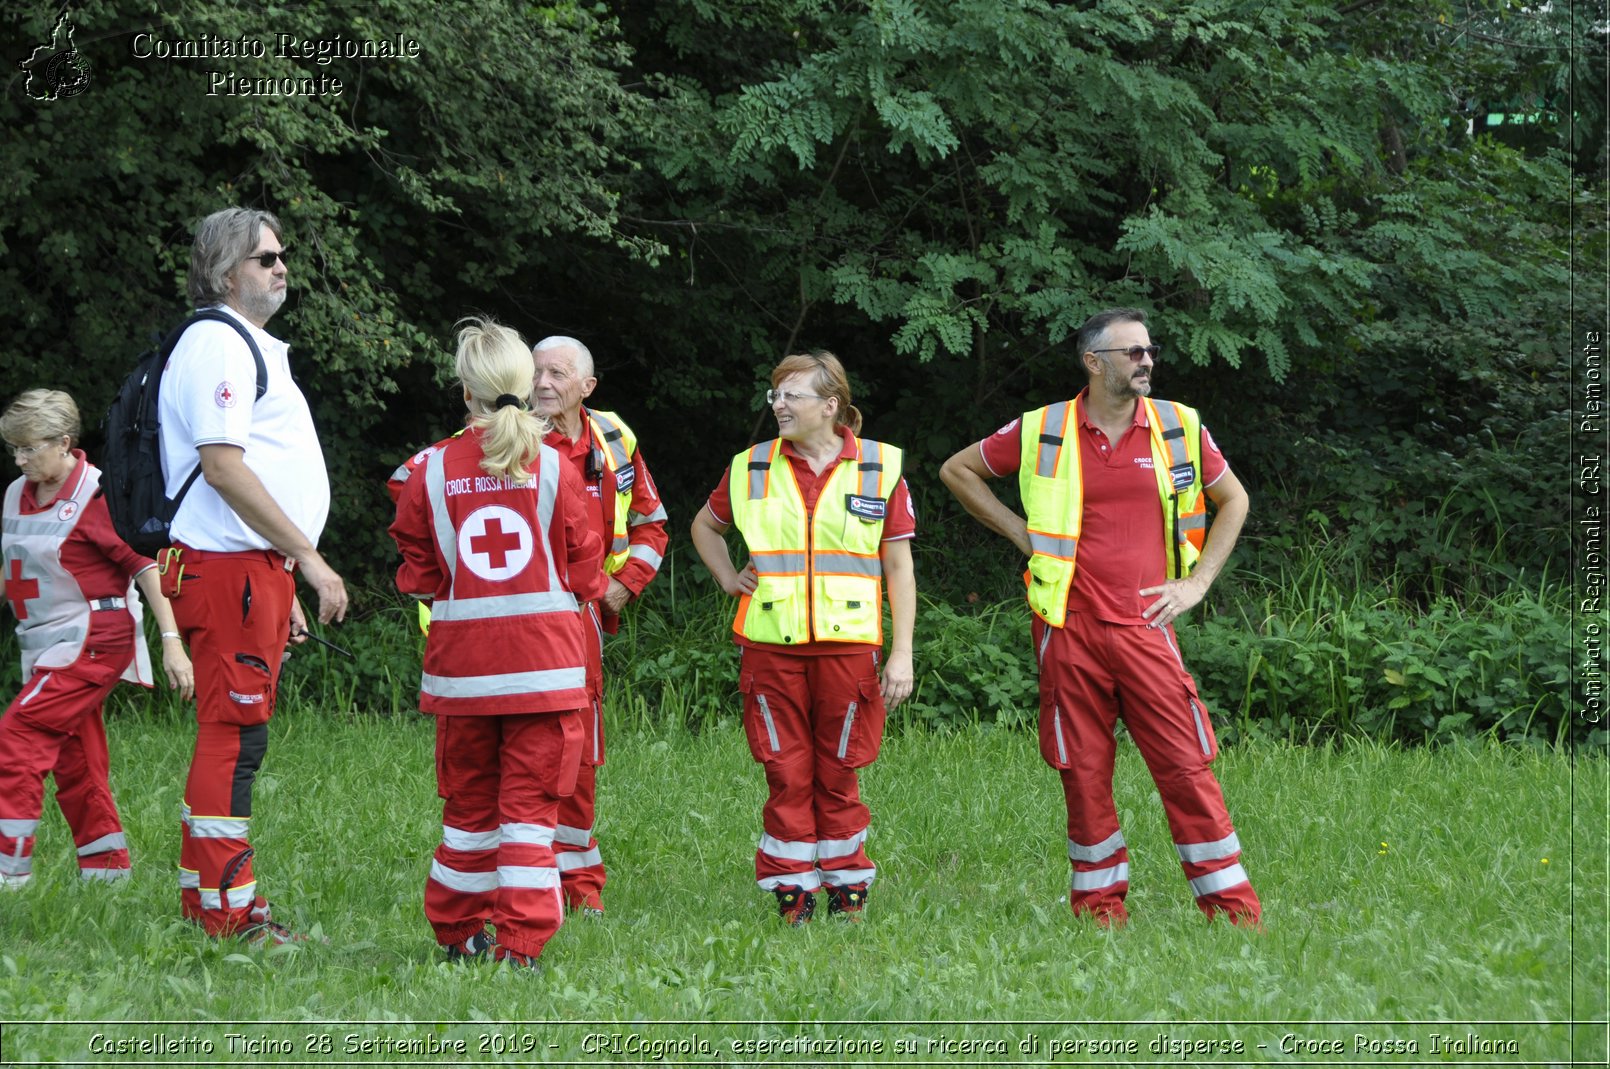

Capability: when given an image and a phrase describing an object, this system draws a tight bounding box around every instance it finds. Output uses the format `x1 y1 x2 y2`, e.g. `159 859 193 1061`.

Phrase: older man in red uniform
529 336 668 916
941 308 1260 928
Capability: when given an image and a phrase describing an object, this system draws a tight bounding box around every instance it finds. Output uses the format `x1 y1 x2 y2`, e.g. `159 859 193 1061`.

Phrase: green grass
0 713 1603 1066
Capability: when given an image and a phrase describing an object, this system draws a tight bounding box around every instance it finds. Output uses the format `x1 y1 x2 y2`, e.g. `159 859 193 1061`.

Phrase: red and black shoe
825 882 868 920
445 928 495 963
238 896 313 947
774 885 816 926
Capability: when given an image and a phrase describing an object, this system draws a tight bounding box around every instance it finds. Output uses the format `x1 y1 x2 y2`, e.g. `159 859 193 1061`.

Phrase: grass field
0 711 1604 1066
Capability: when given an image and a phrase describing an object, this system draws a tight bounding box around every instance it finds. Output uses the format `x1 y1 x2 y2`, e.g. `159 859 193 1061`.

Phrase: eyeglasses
1091 344 1161 362
766 389 827 406
242 250 289 269
9 440 57 460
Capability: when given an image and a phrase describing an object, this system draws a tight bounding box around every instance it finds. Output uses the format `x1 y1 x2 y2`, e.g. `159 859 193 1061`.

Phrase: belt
89 597 127 611
173 544 295 572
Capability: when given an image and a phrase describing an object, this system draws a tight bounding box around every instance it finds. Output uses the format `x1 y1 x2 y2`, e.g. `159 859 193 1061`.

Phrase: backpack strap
160 309 269 515
165 309 267 400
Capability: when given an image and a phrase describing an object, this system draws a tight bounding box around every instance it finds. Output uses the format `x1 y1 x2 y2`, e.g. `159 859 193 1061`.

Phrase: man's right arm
939 444 1033 558
197 444 348 624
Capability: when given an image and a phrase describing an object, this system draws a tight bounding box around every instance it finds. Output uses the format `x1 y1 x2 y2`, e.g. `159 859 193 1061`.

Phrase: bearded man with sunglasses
157 207 347 944
940 307 1261 929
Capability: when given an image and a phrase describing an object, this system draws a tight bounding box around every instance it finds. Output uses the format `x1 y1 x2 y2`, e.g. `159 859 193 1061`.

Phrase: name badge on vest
614 462 636 496
1169 462 1196 492
846 494 887 522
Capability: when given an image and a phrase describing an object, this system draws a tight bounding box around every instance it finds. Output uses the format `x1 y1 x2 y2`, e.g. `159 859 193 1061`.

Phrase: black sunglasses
1091 344 1161 362
243 250 289 269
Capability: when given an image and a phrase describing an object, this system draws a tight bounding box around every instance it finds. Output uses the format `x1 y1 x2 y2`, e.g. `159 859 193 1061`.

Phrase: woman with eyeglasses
0 389 193 889
690 351 916 925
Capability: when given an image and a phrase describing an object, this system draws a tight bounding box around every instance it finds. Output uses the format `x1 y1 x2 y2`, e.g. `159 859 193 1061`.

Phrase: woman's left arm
133 567 194 701
878 538 915 710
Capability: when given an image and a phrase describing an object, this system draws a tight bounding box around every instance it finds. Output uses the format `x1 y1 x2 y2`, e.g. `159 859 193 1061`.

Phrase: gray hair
533 335 595 380
1074 307 1148 362
1 388 81 447
187 208 282 307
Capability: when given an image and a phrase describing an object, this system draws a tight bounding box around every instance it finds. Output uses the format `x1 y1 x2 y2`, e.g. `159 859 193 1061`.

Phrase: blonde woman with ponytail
391 317 607 969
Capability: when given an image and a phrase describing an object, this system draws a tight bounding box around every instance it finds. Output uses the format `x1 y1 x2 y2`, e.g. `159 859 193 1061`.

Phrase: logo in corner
18 11 92 101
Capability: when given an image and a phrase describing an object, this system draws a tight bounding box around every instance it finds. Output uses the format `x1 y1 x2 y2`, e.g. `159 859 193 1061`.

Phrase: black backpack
100 309 266 556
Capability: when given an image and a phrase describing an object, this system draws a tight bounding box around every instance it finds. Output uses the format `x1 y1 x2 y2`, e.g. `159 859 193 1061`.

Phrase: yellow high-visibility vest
1019 396 1207 627
584 408 660 576
727 437 902 645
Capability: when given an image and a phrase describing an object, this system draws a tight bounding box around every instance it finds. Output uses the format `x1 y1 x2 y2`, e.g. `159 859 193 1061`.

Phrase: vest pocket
1024 554 1073 625
817 574 879 638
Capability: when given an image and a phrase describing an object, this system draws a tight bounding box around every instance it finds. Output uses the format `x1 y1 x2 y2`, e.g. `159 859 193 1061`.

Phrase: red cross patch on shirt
214 381 238 408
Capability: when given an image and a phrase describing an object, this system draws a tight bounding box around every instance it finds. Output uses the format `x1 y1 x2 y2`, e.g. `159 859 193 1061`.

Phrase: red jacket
390 429 607 716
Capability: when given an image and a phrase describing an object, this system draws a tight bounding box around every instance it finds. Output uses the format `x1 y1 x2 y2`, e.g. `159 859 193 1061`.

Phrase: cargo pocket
1038 696 1074 770
1185 681 1218 762
555 710 584 797
738 671 783 764
833 676 887 768
216 650 275 726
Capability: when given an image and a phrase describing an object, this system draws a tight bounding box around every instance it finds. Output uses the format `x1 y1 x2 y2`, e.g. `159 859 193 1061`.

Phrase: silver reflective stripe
630 505 668 526
1038 624 1053 665
536 442 563 590
555 824 594 847
200 883 257 909
1151 399 1191 468
429 590 578 622
759 871 823 892
1068 830 1125 864
1070 862 1129 891
589 410 633 470
429 859 498 894
389 463 411 483
1190 698 1211 756
611 532 631 555
177 868 201 890
555 848 602 871
1036 401 1070 478
422 665 587 699
1052 704 1069 765
0 850 29 876
814 552 881 576
758 833 817 863
1190 863 1250 898
0 818 39 838
500 822 557 847
2 516 76 537
442 825 501 852
592 699 602 763
77 832 128 856
1028 532 1078 558
80 867 130 881
816 829 867 860
859 439 882 499
837 703 857 760
756 694 780 752
753 552 807 575
1177 832 1241 864
1180 513 1207 533
822 867 875 886
498 864 561 889
186 816 250 839
629 543 664 570
18 673 51 706
424 447 458 575
746 442 772 500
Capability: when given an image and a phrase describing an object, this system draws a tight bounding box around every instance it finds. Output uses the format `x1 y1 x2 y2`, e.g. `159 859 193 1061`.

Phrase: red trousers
0 668 131 882
554 602 606 911
738 646 885 892
169 551 293 935
426 710 583 959
1035 612 1260 925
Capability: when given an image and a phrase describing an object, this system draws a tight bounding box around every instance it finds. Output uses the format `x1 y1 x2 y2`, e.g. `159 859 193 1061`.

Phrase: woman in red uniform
0 389 193 888
390 319 606 967
690 351 916 924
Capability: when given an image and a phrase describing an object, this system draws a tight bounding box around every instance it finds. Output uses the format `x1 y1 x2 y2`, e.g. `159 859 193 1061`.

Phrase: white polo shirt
158 304 331 553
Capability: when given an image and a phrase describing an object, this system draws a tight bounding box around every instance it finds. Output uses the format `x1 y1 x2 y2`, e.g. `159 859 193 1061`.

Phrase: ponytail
453 317 550 482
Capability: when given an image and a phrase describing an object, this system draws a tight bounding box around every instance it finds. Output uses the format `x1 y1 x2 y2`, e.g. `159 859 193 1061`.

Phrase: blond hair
1 389 81 447
454 317 550 482
771 350 862 435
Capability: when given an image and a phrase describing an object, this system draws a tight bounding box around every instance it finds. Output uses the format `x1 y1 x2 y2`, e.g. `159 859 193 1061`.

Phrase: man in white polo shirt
158 207 347 945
